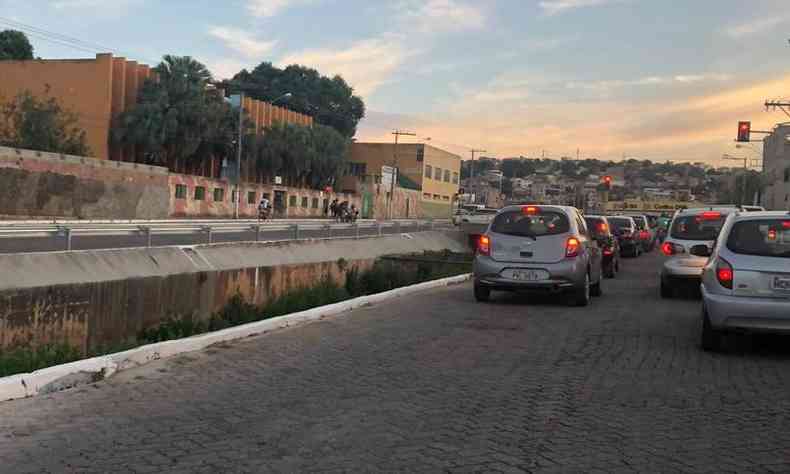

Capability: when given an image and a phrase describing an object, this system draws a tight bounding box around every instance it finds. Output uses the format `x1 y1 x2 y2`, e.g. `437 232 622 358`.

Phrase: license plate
502 269 549 281
772 276 790 292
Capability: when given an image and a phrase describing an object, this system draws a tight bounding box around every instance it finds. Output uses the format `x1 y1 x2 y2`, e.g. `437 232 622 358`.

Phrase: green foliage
138 315 208 344
0 89 91 155
0 29 33 60
0 344 81 378
112 55 238 170
251 121 349 188
230 63 365 138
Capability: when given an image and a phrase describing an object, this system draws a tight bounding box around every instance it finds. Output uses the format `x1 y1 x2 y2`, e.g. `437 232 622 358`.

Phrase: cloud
209 26 277 59
724 15 790 38
539 0 625 16
564 74 731 95
279 36 412 97
398 0 486 33
204 58 252 80
51 0 137 8
247 0 313 18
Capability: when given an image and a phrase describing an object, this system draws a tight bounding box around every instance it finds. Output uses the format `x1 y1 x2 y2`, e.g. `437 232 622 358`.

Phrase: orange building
0 53 312 162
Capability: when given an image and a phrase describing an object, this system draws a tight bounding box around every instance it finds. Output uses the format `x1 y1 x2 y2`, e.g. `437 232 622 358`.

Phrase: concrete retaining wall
0 231 467 353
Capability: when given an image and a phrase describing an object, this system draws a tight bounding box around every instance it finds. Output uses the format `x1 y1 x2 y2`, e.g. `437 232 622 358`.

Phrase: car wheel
573 273 591 306
660 279 673 299
700 307 722 352
474 283 491 303
591 276 603 297
605 262 616 279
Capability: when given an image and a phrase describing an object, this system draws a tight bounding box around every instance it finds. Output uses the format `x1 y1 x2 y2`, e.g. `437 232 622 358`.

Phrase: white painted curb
0 273 471 402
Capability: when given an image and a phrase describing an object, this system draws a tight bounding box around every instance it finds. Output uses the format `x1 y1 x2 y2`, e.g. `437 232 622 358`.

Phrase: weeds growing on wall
0 252 471 378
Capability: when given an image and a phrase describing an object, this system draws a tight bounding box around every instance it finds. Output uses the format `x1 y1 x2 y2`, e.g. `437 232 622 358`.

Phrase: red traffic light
737 121 751 142
604 175 612 184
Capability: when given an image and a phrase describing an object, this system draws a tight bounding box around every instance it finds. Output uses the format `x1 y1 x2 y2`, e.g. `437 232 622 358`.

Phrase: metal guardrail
0 219 451 251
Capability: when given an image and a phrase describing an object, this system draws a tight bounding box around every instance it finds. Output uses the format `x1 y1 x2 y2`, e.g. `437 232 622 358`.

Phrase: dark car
585 215 621 278
608 216 641 257
627 214 655 252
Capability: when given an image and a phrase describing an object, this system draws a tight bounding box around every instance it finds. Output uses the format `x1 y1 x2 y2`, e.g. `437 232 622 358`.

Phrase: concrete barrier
0 273 471 402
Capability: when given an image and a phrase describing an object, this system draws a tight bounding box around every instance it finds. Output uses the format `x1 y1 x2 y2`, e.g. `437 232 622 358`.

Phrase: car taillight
603 247 614 256
639 230 649 239
716 258 733 289
598 222 608 233
565 237 580 258
661 241 674 256
478 235 491 256
783 221 790 229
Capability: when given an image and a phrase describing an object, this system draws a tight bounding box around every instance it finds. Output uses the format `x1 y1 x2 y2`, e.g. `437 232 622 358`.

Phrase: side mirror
689 244 712 257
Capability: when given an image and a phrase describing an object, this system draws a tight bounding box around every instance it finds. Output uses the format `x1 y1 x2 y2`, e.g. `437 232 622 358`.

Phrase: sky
2 0 790 164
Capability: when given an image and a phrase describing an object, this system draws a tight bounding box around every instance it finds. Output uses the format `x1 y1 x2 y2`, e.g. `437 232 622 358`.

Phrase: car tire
605 262 617 279
660 279 673 299
700 308 722 352
474 283 490 303
573 273 591 307
591 277 603 297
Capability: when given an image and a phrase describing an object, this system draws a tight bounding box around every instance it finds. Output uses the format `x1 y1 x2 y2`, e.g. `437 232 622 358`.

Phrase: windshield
631 217 647 230
608 218 633 231
491 210 570 237
727 220 790 258
670 214 726 241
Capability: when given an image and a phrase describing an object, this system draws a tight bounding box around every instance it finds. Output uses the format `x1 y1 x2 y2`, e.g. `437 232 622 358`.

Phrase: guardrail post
255 224 262 242
292 224 300 240
326 224 332 239
203 225 213 244
63 227 72 251
429 218 434 230
354 223 360 239
395 221 402 234
377 222 382 237
139 226 152 247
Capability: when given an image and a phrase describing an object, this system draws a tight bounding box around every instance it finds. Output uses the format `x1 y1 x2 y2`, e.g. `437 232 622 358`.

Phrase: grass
0 253 472 378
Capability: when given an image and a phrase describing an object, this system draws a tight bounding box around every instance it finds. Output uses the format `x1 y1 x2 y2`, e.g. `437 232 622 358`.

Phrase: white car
700 211 790 351
660 208 734 298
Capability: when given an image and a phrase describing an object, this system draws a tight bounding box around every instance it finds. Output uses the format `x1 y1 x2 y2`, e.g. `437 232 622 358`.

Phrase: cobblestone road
2 252 790 473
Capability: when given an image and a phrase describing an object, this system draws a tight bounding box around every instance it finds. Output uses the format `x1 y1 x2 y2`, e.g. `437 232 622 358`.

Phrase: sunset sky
3 0 790 164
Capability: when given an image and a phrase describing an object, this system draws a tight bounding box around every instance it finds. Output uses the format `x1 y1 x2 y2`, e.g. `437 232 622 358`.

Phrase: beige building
762 124 790 210
342 142 461 216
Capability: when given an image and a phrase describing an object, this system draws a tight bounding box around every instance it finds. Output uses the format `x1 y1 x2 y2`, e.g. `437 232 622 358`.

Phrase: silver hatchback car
660 208 733 298
700 211 790 351
473 205 603 306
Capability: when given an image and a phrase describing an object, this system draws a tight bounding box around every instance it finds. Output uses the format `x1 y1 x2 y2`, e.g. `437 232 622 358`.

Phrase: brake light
701 211 722 220
598 222 608 233
478 235 491 256
783 221 790 229
639 230 649 240
565 237 580 258
603 247 614 256
523 206 539 215
768 229 778 241
661 241 675 256
716 258 733 289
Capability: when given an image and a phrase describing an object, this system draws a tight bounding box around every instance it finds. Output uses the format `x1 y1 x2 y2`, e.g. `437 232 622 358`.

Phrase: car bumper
703 285 790 333
473 255 586 292
662 257 706 279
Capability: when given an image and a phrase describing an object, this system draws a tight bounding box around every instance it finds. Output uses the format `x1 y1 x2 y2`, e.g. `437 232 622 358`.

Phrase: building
762 124 790 210
341 142 461 216
0 53 312 163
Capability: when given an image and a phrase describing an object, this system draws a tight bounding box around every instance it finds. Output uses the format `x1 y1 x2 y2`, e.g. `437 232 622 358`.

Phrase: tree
0 30 33 60
0 89 90 155
113 55 238 172
229 63 365 138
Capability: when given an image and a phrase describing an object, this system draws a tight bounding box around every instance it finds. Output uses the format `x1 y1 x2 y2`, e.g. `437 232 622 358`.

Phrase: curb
0 273 471 403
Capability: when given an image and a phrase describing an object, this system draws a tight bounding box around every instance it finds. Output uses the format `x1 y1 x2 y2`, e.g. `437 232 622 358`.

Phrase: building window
785 167 790 182
433 194 440 200
434 167 442 180
289 195 297 207
247 191 257 204
312 197 319 209
263 193 271 200
301 196 309 208
442 195 450 201
443 170 451 182
452 172 459 184
174 184 187 199
213 188 225 202
348 162 367 176
194 186 206 201
425 165 432 179
423 193 432 199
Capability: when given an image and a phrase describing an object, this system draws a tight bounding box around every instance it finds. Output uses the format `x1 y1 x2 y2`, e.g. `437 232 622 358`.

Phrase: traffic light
602 175 612 190
737 121 751 142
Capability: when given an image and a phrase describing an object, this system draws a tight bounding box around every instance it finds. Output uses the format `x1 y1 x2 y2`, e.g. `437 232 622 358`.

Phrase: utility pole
234 91 244 219
389 130 416 219
469 148 486 204
765 100 790 120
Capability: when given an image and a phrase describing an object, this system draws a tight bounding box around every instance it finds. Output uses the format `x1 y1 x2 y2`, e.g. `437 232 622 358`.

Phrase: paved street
0 222 427 254
2 251 790 473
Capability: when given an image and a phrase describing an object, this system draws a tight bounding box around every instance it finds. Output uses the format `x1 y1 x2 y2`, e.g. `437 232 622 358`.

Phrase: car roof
499 204 579 214
607 215 636 222
674 207 737 217
731 211 790 221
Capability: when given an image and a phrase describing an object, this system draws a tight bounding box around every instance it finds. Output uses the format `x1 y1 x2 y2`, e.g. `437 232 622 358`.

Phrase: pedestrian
257 196 271 221
330 199 338 220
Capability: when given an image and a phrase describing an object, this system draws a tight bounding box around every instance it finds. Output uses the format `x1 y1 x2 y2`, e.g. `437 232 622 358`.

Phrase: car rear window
584 217 607 235
491 210 570 237
631 217 646 230
670 214 726 241
726 219 790 258
608 217 632 231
